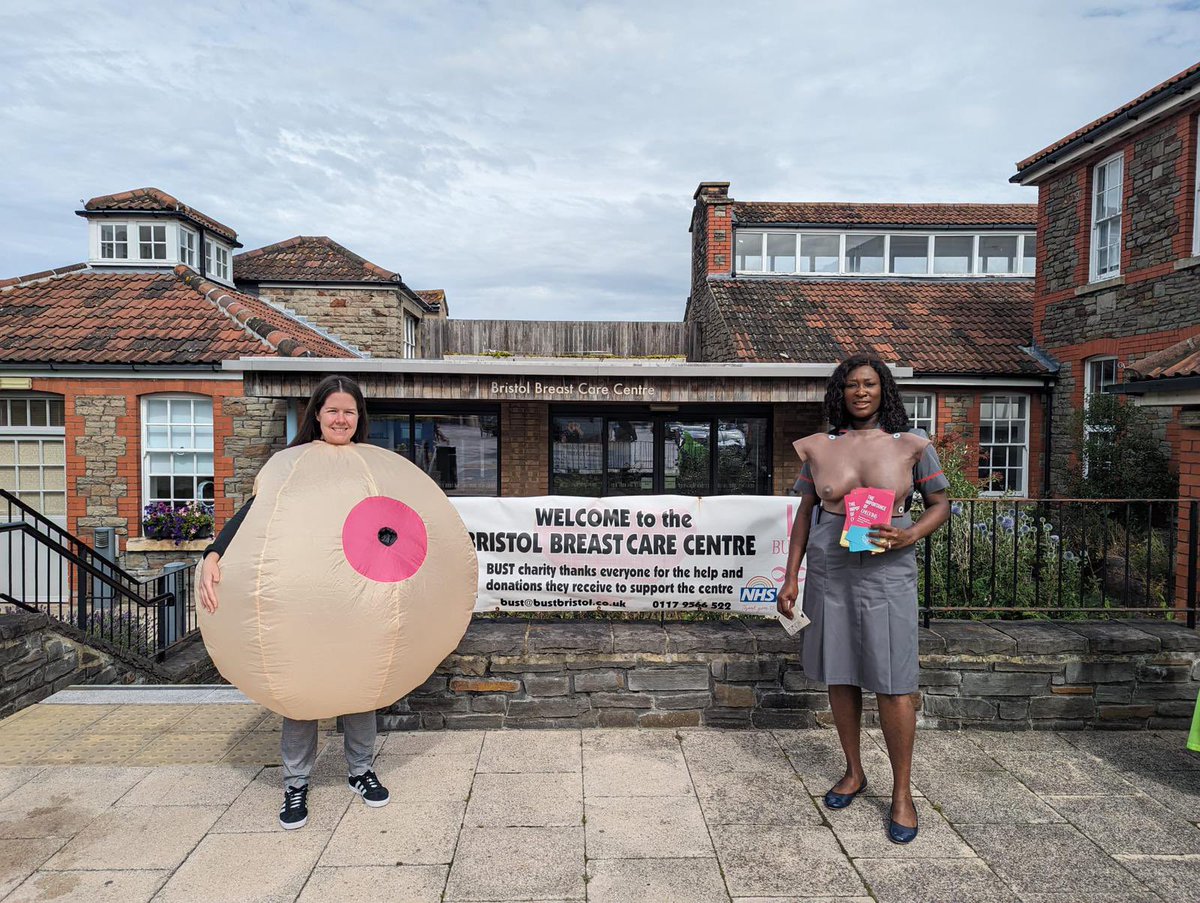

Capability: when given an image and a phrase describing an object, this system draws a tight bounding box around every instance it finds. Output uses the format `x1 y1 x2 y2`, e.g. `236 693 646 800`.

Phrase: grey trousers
281 711 377 789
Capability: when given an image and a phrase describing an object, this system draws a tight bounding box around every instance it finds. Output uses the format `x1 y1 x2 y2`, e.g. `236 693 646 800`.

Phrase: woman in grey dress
778 354 950 844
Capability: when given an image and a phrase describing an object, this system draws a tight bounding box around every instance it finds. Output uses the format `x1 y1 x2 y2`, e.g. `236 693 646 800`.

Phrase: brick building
685 183 1053 496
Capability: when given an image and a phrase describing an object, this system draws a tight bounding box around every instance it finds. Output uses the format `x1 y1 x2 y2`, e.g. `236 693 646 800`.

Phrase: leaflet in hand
838 487 896 553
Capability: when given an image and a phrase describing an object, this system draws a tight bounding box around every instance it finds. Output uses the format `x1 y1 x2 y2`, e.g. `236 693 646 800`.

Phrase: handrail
0 521 176 609
0 489 139 579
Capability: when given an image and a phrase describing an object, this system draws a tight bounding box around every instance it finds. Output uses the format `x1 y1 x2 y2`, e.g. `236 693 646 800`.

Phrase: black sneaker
348 769 390 807
279 784 309 830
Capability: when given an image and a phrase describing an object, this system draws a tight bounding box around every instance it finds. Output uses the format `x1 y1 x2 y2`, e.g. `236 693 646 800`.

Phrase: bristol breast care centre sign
449 496 805 617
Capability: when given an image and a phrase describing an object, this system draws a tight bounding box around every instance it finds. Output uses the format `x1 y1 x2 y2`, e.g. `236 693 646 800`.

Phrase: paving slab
1116 854 1200 902
86 704 196 733
692 769 822 826
987 750 1139 796
4 868 169 902
476 728 581 773
320 798 464 866
966 729 1080 753
34 732 157 766
444 826 585 901
958 823 1156 899
585 795 713 859
154 830 327 903
823 797 973 859
1063 730 1200 773
39 686 236 705
585 857 730 903
914 769 1064 825
123 731 242 765
42 804 222 870
0 838 64 899
0 766 147 838
115 764 260 807
296 864 448 903
1045 794 1200 855
0 766 43 803
170 704 271 733
583 731 693 797
679 729 792 775
372 752 477 801
853 857 1020 903
1118 768 1200 821
379 729 486 758
221 730 285 765
711 824 867 898
465 772 582 827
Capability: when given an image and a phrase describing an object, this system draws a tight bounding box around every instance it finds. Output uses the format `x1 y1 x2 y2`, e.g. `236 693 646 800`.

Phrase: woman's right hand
777 577 799 619
199 552 221 614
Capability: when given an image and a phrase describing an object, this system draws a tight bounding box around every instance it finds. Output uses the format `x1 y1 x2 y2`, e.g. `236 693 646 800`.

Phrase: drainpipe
1042 384 1053 497
198 226 207 279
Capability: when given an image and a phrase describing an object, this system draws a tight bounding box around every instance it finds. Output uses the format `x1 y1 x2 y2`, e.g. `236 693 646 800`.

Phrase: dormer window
205 239 230 281
179 227 197 268
734 229 1036 277
138 225 167 260
100 224 128 259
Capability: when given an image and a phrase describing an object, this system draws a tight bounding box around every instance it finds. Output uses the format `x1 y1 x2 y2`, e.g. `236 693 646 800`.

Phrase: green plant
1067 393 1178 503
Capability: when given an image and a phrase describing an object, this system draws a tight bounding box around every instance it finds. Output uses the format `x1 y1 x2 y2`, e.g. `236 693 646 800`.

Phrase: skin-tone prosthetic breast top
793 429 930 515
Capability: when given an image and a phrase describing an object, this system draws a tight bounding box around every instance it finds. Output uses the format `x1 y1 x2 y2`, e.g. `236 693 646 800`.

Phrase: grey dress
796 431 949 695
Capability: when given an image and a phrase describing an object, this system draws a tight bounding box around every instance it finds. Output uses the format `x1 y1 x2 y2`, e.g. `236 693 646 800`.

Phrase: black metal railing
920 497 1198 627
0 489 198 662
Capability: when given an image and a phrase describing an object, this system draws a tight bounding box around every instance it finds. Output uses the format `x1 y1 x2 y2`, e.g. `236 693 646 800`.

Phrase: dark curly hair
823 354 911 433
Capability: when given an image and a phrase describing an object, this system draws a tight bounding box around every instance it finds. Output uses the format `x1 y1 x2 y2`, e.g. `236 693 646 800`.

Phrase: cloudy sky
2 1 1198 321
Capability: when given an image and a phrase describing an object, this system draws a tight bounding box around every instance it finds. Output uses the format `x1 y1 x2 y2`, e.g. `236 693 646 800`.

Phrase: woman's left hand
867 523 916 552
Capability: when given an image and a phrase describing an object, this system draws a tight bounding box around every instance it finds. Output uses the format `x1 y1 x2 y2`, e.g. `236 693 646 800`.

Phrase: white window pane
42 442 64 465
197 453 213 473
889 235 928 274
846 235 884 273
148 452 172 473
799 234 839 273
194 400 213 423
17 441 39 465
766 234 796 272
168 426 193 450
1021 234 1036 274
194 424 213 450
43 468 65 490
146 424 169 449
735 232 763 271
147 398 169 421
169 400 192 424
43 493 66 516
979 235 1018 274
933 235 973 274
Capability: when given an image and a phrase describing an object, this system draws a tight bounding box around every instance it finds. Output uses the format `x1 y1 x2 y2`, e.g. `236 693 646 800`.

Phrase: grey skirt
800 507 919 695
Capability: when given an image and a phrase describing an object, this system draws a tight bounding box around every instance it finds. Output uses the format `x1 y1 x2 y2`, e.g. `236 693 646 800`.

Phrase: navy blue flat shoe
823 778 867 810
887 806 919 844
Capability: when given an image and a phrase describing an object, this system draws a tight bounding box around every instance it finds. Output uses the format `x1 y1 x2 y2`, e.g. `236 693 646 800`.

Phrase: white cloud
1 0 1198 321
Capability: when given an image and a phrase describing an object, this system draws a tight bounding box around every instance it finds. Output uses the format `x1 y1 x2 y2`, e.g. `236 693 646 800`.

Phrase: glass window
735 232 763 272
551 416 604 496
1091 154 1123 280
179 227 197 267
889 235 929 275
715 417 770 494
933 235 974 274
765 234 796 273
403 313 418 359
846 235 884 274
607 419 654 495
979 235 1019 274
666 422 710 494
902 392 935 435
978 394 1028 495
798 234 839 273
205 240 231 281
142 396 215 509
367 411 499 496
1020 234 1036 275
100 224 128 259
139 224 167 260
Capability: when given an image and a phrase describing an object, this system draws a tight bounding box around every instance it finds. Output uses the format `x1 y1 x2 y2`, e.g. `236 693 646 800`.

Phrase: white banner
449 495 806 617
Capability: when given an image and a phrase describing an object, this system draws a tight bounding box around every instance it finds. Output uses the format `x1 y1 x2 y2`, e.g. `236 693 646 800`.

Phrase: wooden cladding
425 320 693 360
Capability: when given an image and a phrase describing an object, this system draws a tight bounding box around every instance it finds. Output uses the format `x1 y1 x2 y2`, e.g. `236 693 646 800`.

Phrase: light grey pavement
2 694 1199 902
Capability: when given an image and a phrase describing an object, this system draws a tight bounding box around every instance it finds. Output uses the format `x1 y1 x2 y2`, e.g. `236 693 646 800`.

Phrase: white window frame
978 394 1029 497
140 394 215 513
902 392 936 436
1020 233 1036 275
732 228 1034 278
403 312 418 359
1090 153 1124 282
179 226 198 268
99 223 129 260
0 393 67 521
138 224 168 261
205 239 231 282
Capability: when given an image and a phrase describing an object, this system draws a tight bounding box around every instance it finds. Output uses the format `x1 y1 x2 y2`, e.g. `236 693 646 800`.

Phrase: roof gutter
1012 71 1200 185
732 221 1034 232
76 209 244 248
1107 375 1200 395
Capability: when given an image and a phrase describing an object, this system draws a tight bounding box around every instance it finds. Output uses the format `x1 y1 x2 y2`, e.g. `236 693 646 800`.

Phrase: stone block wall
257 285 426 358
220 395 289 509
382 616 1200 732
72 394 128 536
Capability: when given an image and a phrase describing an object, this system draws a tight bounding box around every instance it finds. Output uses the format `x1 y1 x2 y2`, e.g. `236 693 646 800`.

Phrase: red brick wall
28 377 244 541
500 402 549 496
1179 427 1200 610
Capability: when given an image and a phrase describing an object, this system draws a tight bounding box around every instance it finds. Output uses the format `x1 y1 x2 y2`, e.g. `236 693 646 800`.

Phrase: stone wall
0 610 139 717
73 394 128 536
258 285 424 358
381 617 1200 731
220 395 289 509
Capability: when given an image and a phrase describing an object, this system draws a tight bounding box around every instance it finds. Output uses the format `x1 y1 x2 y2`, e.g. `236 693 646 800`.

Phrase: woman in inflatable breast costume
197 375 476 830
777 354 951 845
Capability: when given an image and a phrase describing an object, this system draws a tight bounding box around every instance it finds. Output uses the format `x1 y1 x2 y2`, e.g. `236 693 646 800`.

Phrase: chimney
690 182 733 300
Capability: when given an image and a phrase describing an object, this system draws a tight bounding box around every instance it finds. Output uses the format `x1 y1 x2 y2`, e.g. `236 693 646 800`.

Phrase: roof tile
83 188 238 243
733 202 1036 227
1126 332 1200 380
234 236 399 283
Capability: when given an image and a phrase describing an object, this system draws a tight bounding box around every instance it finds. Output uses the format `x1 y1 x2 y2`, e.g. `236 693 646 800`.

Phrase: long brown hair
823 354 911 433
288 375 370 447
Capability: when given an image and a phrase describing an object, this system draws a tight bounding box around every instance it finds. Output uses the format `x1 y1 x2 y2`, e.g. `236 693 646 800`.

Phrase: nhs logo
739 578 777 605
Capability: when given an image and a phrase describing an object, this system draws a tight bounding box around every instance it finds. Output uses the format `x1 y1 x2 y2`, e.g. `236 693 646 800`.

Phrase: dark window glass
607 419 654 495
716 417 770 494
551 416 603 496
366 410 498 496
666 422 711 495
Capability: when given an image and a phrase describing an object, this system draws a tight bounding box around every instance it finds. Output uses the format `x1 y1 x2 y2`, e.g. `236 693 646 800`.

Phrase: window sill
1174 256 1200 272
126 538 210 553
1075 274 1125 296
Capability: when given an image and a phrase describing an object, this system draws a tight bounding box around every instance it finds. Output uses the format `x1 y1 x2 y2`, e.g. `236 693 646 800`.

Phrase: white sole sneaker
350 786 390 808
279 814 308 830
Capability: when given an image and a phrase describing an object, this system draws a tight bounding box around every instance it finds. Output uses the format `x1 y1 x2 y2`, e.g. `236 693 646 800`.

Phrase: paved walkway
0 689 1198 902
